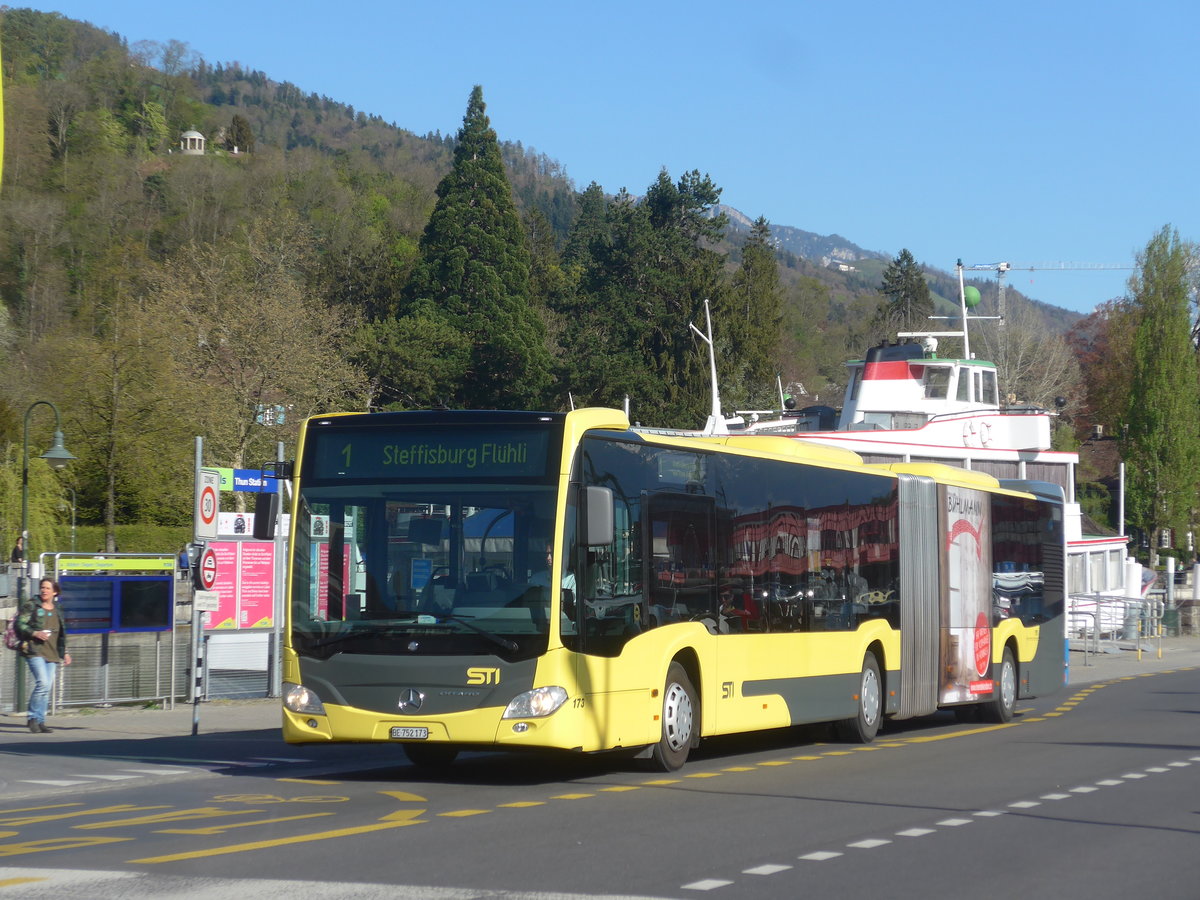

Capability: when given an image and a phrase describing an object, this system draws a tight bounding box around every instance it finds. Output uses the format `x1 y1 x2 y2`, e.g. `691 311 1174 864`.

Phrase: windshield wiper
434 614 519 652
305 616 518 654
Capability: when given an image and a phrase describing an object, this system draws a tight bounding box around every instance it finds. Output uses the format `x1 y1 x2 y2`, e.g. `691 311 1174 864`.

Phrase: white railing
1068 593 1162 665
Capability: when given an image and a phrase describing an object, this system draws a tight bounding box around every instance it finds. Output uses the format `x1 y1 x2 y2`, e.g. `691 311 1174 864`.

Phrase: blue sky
18 1 1199 314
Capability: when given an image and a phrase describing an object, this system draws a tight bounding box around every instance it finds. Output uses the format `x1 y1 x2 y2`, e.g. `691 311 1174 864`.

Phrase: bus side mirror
253 492 280 540
585 485 614 546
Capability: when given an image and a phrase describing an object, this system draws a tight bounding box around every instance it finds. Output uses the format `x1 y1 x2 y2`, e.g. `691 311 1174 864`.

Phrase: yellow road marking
599 786 639 792
0 877 46 886
438 810 489 818
550 793 594 800
129 817 424 864
158 813 334 835
642 779 679 786
276 778 341 785
498 801 545 808
75 808 261 830
759 760 792 766
0 836 132 858
378 791 428 803
901 722 1019 743
0 805 167 827
684 773 721 778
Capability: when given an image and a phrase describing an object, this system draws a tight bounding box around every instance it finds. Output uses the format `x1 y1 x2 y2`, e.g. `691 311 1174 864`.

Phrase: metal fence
1 616 273 715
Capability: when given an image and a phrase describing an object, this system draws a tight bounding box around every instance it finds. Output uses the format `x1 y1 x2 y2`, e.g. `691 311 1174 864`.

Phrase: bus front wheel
984 646 1017 723
835 653 882 743
650 662 697 771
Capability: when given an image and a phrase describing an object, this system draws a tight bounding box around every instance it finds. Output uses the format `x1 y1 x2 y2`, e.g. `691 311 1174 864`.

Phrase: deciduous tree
1123 226 1200 554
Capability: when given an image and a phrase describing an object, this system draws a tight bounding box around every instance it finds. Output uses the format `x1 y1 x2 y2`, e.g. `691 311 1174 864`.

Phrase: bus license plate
390 726 429 740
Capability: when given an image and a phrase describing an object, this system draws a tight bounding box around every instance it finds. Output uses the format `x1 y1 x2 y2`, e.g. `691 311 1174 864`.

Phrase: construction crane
964 261 1134 322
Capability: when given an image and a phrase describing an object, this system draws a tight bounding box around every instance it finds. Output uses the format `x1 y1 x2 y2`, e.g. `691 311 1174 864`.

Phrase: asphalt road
0 649 1197 899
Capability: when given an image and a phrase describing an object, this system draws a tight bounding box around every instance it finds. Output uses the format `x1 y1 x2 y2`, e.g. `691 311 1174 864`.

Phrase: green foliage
555 171 728 426
72 524 191 554
722 217 783 409
402 86 552 408
1076 481 1112 529
874 249 934 338
1123 226 1200 542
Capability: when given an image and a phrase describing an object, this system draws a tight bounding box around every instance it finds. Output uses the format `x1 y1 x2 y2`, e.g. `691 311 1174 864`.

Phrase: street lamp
19 401 76 601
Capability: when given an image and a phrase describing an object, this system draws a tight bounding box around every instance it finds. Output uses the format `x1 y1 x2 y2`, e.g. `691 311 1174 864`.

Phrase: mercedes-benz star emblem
397 688 425 712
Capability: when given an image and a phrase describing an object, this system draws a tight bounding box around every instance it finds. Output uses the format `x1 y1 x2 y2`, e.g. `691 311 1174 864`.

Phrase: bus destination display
311 427 552 480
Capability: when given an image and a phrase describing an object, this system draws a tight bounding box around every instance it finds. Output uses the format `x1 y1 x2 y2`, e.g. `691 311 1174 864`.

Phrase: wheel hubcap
861 668 881 726
1001 661 1016 709
663 682 694 751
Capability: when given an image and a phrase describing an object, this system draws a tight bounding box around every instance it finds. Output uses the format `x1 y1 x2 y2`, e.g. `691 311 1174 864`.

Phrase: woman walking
17 577 72 733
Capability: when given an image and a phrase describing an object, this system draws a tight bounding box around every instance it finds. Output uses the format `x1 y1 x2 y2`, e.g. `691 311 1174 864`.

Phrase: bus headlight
502 686 568 719
284 682 326 716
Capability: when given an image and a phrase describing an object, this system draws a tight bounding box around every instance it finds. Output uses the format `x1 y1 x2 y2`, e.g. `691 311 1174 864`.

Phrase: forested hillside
0 8 1089 550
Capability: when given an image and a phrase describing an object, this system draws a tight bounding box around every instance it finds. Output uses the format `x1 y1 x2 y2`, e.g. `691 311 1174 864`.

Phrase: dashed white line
682 879 734 891
1009 800 1041 808
974 810 1007 817
799 851 844 861
847 838 891 849
1070 786 1099 793
896 827 935 837
1040 793 1070 800
1096 779 1124 785
936 818 972 826
743 864 792 875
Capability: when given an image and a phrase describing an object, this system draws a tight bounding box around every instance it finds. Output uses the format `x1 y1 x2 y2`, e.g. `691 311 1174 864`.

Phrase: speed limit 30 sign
197 468 220 539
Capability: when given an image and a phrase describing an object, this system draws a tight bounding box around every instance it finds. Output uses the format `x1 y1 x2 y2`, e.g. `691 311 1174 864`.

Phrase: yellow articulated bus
266 407 1065 770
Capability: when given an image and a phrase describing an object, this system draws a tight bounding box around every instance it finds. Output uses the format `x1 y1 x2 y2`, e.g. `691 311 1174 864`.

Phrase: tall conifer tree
404 85 551 407
724 217 783 407
874 249 933 337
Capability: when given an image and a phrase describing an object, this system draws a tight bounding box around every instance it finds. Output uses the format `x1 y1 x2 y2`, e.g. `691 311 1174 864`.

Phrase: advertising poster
939 485 993 704
238 543 276 628
203 541 276 629
205 541 241 629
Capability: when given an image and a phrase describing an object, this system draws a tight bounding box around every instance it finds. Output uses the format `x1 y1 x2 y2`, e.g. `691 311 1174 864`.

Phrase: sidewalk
3 696 281 740
1066 633 1200 685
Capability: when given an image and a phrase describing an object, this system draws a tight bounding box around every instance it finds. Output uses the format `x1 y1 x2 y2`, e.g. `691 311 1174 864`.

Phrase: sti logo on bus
467 667 500 685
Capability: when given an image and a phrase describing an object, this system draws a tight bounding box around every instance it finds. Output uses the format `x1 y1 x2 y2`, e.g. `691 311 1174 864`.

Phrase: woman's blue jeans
26 656 58 723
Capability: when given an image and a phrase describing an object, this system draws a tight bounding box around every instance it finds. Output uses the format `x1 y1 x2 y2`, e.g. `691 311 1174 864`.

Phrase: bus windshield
289 415 565 661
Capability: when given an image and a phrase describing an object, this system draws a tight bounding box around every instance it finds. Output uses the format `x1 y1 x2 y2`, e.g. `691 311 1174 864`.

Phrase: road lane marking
128 817 424 863
0 836 131 858
74 808 261 830
158 813 335 835
0 806 166 827
744 863 792 875
682 879 734 890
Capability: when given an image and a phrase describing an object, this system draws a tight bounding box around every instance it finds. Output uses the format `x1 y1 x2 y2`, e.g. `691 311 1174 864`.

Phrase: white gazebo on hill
180 130 206 155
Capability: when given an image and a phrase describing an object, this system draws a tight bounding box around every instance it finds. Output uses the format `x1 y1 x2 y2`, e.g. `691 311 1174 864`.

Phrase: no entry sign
197 547 218 591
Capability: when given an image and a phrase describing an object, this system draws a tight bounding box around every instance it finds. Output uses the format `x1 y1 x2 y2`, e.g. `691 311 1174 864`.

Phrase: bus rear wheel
984 647 1017 723
404 743 459 768
650 662 697 771
835 653 882 743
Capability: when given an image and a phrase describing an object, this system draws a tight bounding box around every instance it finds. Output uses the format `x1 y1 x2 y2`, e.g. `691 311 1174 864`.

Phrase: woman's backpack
4 615 23 651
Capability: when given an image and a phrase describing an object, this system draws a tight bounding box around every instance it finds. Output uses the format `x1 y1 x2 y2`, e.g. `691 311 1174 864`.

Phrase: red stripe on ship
862 361 922 381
